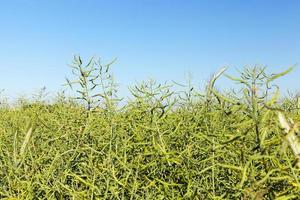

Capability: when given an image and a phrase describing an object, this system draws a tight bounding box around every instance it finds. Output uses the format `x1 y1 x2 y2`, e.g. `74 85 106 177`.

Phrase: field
0 57 300 199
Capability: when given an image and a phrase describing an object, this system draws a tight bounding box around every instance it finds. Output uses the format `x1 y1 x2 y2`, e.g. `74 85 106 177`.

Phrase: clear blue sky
0 0 300 99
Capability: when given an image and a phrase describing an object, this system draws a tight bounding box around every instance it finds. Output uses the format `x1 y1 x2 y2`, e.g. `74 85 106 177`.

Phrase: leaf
210 88 239 104
267 66 295 84
265 86 280 106
20 126 33 158
65 77 73 89
224 74 251 88
85 57 94 68
78 55 82 65
209 67 227 89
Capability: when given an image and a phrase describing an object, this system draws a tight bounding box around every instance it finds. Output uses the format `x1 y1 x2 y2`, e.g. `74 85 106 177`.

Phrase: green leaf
267 66 295 84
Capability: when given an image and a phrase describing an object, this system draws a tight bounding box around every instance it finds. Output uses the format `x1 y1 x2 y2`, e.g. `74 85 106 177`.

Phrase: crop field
0 57 300 199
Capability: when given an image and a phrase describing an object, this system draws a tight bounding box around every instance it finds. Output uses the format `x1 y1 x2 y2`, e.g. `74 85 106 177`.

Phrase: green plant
65 55 120 111
0 58 299 199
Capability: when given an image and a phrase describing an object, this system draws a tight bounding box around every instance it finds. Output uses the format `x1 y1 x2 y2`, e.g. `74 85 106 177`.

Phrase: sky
0 0 300 100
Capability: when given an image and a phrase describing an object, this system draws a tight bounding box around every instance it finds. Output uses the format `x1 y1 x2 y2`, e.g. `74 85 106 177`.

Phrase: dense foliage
0 57 299 199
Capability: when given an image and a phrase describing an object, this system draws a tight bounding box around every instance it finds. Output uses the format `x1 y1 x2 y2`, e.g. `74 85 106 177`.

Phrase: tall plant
209 66 294 148
65 55 119 111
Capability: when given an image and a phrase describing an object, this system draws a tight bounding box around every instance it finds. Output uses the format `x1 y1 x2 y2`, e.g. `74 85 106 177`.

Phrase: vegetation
0 56 300 199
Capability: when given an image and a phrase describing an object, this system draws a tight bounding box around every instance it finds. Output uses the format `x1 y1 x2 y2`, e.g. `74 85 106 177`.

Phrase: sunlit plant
65 55 120 111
